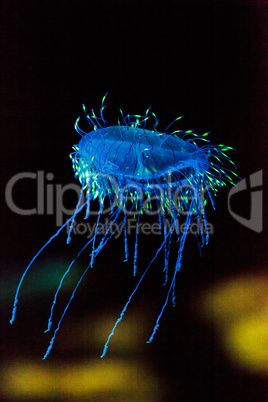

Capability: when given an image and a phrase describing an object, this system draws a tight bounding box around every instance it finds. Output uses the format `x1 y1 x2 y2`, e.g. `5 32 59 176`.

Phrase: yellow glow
201 274 268 374
202 276 268 320
226 315 268 372
78 310 146 353
50 306 149 357
2 359 161 400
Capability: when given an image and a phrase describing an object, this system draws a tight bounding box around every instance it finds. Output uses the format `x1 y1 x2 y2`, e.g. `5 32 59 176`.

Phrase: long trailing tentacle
10 201 88 325
42 206 128 360
44 207 121 334
123 211 129 262
147 200 193 343
67 183 85 244
133 211 141 276
89 202 104 267
100 218 177 358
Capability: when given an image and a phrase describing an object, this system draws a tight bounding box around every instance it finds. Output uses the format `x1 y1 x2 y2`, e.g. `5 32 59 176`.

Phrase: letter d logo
228 170 263 233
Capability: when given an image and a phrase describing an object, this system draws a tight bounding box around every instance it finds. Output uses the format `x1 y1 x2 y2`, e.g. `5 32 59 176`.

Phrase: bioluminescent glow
10 94 238 359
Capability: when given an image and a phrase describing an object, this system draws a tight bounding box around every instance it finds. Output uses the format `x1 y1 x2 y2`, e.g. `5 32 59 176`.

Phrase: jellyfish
10 94 238 359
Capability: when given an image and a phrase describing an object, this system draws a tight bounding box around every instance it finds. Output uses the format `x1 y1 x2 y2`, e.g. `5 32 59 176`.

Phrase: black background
1 1 267 401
